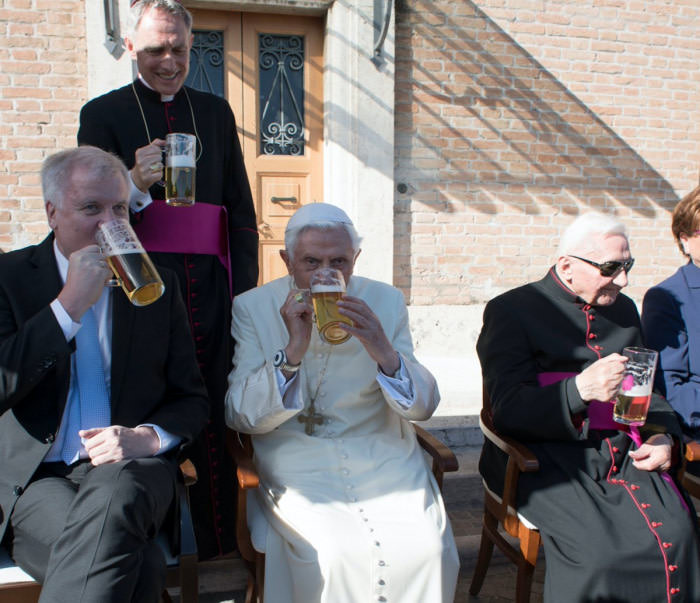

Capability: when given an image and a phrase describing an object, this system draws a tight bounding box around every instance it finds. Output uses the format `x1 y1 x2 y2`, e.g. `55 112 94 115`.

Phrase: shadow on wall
393 0 680 302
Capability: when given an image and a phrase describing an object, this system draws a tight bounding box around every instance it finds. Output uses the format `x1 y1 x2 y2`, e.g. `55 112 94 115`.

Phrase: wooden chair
679 439 700 505
0 460 199 603
469 388 541 603
227 424 459 603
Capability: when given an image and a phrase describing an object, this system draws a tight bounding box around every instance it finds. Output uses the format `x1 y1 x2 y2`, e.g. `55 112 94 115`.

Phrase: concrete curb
417 414 484 448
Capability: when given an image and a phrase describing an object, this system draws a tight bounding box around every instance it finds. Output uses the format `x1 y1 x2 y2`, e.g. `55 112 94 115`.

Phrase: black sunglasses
569 255 635 277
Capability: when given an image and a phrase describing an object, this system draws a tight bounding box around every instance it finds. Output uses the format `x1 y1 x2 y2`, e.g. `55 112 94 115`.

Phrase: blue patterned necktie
61 307 111 464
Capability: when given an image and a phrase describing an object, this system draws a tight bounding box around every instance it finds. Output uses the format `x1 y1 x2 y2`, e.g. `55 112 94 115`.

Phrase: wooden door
189 9 324 284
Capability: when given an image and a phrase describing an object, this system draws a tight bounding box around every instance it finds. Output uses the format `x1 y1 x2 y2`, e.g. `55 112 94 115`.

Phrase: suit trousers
7 456 177 603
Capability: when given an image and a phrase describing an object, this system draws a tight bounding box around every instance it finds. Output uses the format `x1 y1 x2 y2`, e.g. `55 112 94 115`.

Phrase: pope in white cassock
225 203 459 602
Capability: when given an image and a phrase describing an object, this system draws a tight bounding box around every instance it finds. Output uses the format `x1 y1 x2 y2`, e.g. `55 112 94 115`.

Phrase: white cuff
129 173 153 212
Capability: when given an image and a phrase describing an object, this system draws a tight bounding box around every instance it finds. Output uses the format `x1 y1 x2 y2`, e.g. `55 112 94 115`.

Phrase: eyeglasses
569 255 635 277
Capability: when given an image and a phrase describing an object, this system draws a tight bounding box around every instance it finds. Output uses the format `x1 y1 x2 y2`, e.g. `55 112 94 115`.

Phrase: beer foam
166 154 195 168
311 284 344 293
621 383 652 397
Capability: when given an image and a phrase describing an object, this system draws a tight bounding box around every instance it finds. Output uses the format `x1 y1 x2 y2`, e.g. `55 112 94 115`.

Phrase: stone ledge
417 414 484 448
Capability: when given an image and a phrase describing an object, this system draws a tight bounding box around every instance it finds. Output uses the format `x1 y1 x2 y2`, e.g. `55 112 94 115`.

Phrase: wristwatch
273 349 301 373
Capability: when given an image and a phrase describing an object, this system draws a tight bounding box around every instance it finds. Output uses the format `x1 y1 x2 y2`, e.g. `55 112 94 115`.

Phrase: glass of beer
613 347 658 426
96 219 165 307
310 268 352 345
165 132 196 206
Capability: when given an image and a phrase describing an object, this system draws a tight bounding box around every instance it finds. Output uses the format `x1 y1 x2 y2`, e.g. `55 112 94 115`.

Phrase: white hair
285 222 362 262
556 212 628 257
127 0 192 38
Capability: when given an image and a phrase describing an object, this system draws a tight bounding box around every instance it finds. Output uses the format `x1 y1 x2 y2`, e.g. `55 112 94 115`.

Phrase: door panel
190 9 324 285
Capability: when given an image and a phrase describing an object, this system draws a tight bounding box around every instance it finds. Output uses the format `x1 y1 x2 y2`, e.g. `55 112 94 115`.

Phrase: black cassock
477 268 700 603
78 79 259 559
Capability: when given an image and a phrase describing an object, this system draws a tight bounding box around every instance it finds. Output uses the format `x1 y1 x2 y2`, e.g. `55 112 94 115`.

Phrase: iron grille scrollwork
259 34 305 156
186 30 224 98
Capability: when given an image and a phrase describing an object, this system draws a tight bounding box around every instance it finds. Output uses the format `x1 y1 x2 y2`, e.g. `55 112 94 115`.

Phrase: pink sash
133 200 232 297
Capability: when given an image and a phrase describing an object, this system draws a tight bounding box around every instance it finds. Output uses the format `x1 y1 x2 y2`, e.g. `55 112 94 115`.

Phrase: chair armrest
685 440 700 462
414 424 459 474
479 408 539 473
178 459 197 487
226 430 260 490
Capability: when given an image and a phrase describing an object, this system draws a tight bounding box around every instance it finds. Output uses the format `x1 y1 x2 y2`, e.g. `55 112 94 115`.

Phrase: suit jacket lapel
29 234 63 303
682 262 700 332
110 286 135 419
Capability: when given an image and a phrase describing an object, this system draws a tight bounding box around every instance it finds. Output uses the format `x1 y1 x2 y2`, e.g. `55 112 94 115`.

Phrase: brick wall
0 0 86 251
395 0 700 306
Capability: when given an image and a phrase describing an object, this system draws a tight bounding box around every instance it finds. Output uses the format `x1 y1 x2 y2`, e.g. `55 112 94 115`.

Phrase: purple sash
133 200 232 297
536 371 637 440
537 371 688 512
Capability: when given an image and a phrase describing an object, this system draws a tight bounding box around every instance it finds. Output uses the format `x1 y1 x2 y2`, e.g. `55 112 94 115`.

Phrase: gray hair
285 222 362 262
127 0 192 38
42 147 129 208
556 212 628 257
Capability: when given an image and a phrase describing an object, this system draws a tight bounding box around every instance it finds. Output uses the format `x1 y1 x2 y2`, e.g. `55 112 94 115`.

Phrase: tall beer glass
96 219 165 307
613 347 658 426
165 133 196 206
310 268 352 345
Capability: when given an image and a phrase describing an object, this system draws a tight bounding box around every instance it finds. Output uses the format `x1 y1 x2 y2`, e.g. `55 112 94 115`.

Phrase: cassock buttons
12 485 23 496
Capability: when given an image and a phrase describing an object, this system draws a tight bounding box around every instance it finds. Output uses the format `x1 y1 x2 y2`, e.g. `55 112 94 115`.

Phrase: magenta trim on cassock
133 200 232 298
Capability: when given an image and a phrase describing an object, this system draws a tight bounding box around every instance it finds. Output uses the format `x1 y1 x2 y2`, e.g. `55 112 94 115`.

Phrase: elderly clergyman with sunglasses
476 212 700 602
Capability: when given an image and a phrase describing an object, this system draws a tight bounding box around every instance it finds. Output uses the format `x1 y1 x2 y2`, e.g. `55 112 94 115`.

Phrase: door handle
270 196 298 204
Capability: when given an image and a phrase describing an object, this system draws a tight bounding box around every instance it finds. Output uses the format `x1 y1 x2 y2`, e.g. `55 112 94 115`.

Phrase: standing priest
77 0 258 560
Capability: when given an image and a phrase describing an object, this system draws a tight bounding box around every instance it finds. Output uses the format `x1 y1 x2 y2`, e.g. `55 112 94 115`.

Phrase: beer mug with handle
613 347 658 426
96 219 165 306
310 267 353 344
165 132 196 206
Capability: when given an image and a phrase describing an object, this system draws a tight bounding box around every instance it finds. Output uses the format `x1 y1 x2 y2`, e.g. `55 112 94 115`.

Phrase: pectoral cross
298 404 325 435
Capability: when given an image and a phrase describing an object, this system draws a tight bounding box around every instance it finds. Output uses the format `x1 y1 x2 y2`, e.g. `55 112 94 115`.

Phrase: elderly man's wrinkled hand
337 295 400 375
575 353 628 403
131 139 166 192
629 434 673 472
57 245 112 322
80 425 160 465
280 289 313 364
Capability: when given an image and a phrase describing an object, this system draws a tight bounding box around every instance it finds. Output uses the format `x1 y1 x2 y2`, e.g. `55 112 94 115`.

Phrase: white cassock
226 275 459 603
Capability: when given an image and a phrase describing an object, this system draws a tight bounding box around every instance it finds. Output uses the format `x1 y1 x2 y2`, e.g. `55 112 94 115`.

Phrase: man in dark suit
0 146 209 602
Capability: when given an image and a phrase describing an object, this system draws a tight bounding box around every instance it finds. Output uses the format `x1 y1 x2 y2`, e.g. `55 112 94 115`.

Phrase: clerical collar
137 75 175 103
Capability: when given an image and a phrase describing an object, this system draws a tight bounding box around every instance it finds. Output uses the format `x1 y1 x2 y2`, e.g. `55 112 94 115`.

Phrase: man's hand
629 433 673 472
131 139 166 192
280 289 314 366
57 245 111 322
80 425 160 465
575 353 628 403
337 295 400 375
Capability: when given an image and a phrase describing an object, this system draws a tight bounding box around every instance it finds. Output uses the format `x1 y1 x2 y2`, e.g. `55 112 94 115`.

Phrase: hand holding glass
96 219 165 307
613 347 658 426
310 268 353 345
165 132 196 206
